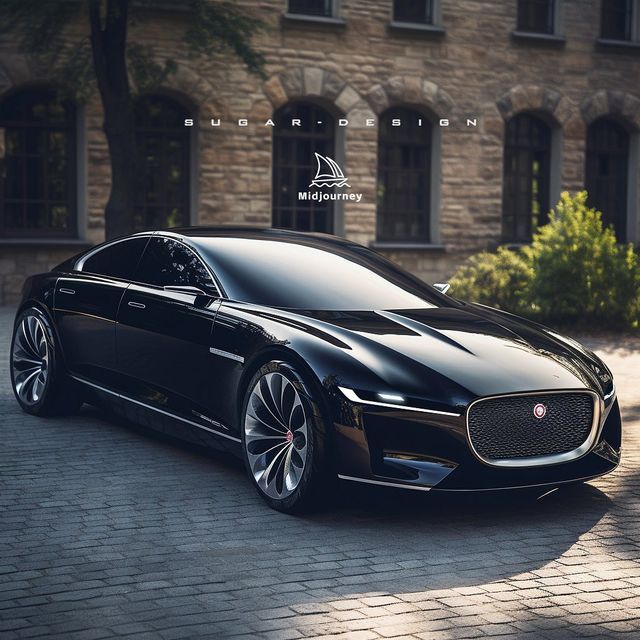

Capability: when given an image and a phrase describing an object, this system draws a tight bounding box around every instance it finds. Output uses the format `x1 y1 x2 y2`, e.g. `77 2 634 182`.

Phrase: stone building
1 0 639 303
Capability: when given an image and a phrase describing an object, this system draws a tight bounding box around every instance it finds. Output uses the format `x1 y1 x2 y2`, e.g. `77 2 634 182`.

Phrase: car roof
138 226 360 251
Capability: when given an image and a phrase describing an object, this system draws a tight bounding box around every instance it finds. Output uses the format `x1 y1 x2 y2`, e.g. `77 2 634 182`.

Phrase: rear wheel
241 360 331 513
10 307 82 416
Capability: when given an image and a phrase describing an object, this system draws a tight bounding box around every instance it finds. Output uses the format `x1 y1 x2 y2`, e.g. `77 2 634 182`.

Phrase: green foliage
450 191 640 330
0 0 267 101
449 247 533 315
527 191 638 328
185 0 267 78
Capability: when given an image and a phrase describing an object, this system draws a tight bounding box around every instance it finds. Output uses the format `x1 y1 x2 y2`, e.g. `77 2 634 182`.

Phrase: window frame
376 106 435 245
599 0 640 43
131 235 222 297
585 117 631 242
516 0 556 35
0 86 79 239
76 236 151 281
286 0 338 19
501 112 553 244
392 0 440 27
134 93 193 232
271 100 339 235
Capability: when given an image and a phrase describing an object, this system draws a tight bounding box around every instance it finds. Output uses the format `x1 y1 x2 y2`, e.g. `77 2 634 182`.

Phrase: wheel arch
237 344 338 459
15 298 68 367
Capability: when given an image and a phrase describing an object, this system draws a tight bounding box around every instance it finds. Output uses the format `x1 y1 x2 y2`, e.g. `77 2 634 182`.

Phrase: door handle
127 301 146 309
59 288 75 295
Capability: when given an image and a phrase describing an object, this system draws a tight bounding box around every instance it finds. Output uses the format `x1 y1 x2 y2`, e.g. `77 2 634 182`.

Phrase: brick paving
0 305 639 639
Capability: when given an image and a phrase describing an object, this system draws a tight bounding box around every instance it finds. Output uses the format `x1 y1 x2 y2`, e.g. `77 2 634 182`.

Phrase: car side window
81 237 149 280
134 237 218 294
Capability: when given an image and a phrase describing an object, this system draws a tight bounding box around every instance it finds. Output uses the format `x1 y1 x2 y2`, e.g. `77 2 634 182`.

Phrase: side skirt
70 375 241 449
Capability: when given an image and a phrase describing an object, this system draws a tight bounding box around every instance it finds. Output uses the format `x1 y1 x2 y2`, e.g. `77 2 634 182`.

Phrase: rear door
54 236 150 387
116 236 222 426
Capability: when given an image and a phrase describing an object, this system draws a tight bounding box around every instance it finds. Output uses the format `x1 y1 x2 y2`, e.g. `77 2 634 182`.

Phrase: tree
0 0 265 238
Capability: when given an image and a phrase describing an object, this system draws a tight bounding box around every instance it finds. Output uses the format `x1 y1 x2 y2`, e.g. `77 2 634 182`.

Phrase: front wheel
241 360 331 513
10 307 82 416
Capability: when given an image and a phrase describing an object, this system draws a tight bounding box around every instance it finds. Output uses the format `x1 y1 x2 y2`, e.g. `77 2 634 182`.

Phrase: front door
115 236 221 427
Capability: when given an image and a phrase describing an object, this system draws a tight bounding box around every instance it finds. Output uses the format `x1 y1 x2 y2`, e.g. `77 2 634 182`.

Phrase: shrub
527 191 638 328
449 246 533 314
449 191 640 330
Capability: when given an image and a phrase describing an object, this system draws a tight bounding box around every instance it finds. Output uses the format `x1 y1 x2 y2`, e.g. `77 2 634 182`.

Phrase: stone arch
159 66 228 119
581 89 640 130
365 75 454 117
0 55 40 98
263 66 368 116
497 85 574 125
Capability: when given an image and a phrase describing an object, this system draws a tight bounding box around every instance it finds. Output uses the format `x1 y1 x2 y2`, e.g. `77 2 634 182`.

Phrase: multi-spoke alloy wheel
241 361 330 513
10 308 81 417
244 371 309 500
12 314 50 406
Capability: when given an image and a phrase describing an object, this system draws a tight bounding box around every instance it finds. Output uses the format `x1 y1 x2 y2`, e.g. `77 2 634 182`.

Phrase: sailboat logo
310 153 350 188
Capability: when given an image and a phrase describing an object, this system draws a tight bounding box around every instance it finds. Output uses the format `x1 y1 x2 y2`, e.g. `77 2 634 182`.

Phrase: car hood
291 305 611 408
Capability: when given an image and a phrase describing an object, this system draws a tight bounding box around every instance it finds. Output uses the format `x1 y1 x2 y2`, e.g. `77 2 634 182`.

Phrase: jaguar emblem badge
533 403 547 419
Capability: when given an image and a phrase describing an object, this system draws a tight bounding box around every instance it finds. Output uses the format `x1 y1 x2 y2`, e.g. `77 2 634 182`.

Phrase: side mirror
433 283 450 295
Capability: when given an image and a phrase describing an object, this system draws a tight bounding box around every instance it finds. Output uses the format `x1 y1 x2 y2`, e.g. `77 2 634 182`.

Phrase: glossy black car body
13 228 621 504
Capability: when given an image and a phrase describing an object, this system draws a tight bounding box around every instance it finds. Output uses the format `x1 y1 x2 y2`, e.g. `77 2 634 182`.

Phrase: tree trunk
88 0 136 239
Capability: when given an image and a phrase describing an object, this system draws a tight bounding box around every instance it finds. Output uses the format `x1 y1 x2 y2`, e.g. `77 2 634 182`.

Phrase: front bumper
331 391 622 492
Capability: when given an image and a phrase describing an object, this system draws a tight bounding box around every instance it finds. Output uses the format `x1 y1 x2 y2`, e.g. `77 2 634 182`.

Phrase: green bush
449 191 640 330
449 246 533 314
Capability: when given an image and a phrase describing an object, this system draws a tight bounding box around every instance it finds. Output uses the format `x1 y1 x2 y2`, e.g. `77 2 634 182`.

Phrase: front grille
467 392 595 463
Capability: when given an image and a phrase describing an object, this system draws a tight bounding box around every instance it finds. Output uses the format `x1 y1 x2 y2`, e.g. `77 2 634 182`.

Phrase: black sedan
10 228 621 512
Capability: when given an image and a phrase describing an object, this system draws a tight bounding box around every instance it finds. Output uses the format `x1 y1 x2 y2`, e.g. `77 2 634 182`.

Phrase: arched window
134 95 191 230
502 113 551 242
272 101 335 233
0 87 76 237
377 107 432 242
585 117 630 241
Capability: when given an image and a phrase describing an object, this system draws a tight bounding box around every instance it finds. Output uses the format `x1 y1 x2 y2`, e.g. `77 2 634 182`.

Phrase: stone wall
1 1 640 303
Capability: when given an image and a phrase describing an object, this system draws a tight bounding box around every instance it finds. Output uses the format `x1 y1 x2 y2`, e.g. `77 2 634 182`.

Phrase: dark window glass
195 236 446 310
82 237 149 280
502 113 551 243
601 0 633 40
272 101 336 233
585 118 629 241
517 0 555 34
135 237 217 293
0 87 76 237
288 0 333 16
393 0 434 24
377 107 432 242
134 95 190 231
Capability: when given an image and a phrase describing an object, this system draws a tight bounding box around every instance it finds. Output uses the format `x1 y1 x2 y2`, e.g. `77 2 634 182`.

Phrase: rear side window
134 237 218 294
81 237 149 280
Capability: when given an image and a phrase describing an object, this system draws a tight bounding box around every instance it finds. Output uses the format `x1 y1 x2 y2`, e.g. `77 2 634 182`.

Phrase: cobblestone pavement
1 305 639 640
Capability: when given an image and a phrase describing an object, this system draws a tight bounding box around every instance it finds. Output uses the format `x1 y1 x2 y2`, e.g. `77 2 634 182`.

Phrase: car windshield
194 236 449 310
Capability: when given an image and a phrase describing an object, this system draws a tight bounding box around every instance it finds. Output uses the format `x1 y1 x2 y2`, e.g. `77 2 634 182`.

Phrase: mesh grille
467 393 595 461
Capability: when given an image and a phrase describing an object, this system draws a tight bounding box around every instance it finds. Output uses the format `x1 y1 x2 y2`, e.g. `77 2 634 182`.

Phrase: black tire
240 359 332 513
10 306 83 417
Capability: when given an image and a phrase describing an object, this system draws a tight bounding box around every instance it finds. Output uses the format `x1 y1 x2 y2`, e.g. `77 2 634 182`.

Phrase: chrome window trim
70 375 241 443
76 232 226 299
75 234 154 273
465 389 602 468
338 386 461 417
153 232 226 298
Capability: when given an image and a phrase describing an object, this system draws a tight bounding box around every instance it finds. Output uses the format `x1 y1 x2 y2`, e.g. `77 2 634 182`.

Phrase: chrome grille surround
465 390 602 468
